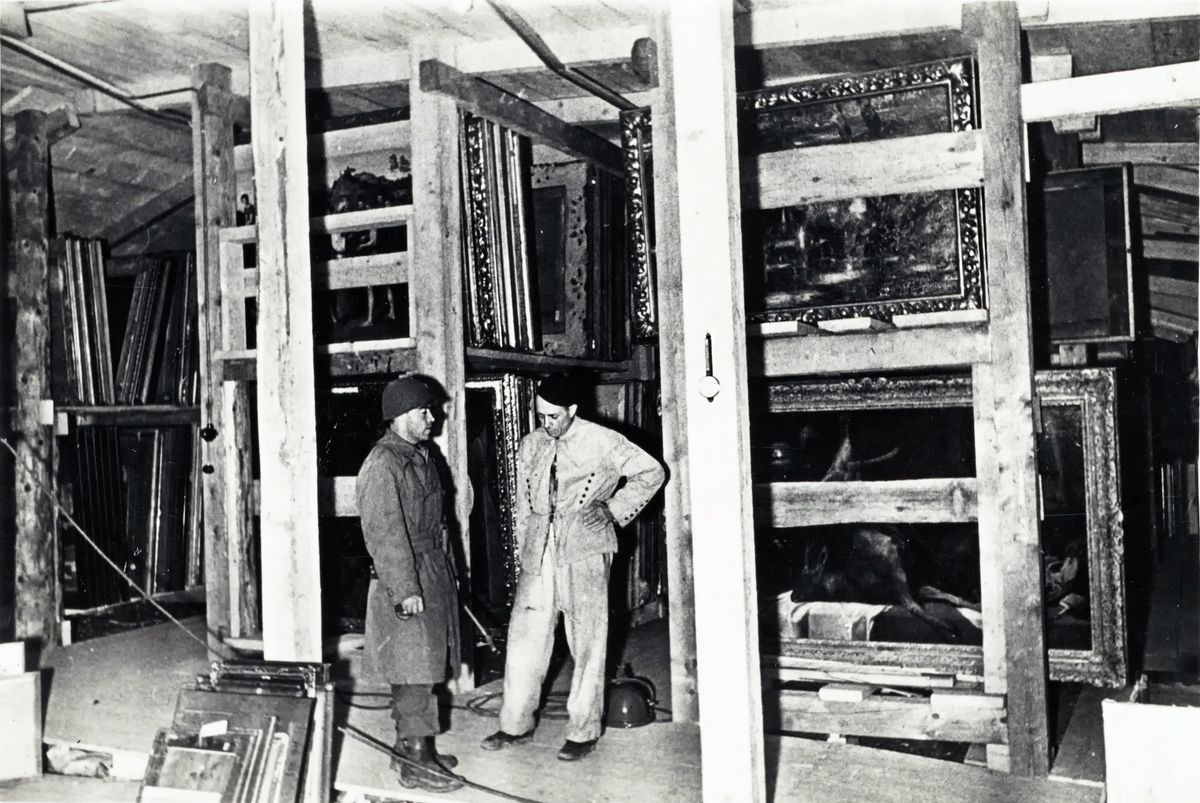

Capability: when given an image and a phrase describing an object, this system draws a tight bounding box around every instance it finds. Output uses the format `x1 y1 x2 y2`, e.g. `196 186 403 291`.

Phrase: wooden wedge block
816 316 893 333
817 683 879 703
929 689 1006 712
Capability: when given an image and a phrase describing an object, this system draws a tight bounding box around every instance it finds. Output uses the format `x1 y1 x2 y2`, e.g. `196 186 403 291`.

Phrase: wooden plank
216 340 419 382
1150 290 1199 318
649 42 700 724
1102 698 1200 803
243 252 408 296
0 2 29 38
663 2 765 799
248 0 323 663
1021 61 1200 122
765 688 1007 744
749 323 990 377
1150 308 1198 334
218 205 414 244
742 131 983 210
755 478 978 527
1144 237 1199 262
1133 164 1199 196
0 672 42 781
233 120 411 172
409 38 470 684
417 58 624 176
1048 685 1126 788
1082 142 1199 166
99 175 195 247
735 1 963 48
965 1 1050 777
191 63 258 648
9 109 59 647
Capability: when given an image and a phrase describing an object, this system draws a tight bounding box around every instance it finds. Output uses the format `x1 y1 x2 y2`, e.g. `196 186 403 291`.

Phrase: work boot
398 736 464 794
480 728 535 750
425 737 458 770
391 736 457 771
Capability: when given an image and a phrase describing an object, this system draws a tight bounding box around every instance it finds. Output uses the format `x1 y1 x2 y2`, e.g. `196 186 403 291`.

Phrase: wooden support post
964 1 1051 777
660 2 764 799
410 38 471 686
9 110 59 647
649 93 699 721
192 63 258 649
247 0 322 663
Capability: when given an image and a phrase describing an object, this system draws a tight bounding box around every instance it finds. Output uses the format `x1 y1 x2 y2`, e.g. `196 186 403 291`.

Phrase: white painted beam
1021 61 1200 123
662 1 765 800
248 0 323 664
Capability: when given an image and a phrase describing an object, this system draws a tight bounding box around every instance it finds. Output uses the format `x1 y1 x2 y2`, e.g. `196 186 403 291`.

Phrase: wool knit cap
536 374 585 408
381 375 442 420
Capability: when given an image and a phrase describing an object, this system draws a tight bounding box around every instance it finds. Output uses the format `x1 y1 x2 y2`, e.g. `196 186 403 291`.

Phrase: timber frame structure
4 2 1198 800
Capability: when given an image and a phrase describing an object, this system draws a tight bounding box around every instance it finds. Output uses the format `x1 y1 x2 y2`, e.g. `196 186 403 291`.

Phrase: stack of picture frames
459 111 541 351
738 56 988 334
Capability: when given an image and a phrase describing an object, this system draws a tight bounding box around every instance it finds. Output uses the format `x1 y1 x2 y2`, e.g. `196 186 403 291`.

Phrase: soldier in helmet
356 374 462 794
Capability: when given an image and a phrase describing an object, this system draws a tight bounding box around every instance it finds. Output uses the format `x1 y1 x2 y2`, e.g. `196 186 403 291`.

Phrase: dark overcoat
356 430 460 685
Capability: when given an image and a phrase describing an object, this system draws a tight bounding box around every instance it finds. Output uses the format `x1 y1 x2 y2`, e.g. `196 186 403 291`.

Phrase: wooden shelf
59 405 200 427
218 337 418 381
465 347 630 374
219 204 414 244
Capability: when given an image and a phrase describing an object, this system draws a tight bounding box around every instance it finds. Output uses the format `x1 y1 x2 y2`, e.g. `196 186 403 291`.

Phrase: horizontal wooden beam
216 338 417 382
61 404 199 427
1150 275 1197 299
748 323 990 377
454 25 653 75
1144 237 1199 262
99 175 195 245
1021 61 1200 122
1150 308 1197 334
1083 142 1198 166
755 478 978 527
220 205 413 244
743 131 982 209
764 687 1007 743
243 252 408 296
418 59 623 175
1133 165 1199 197
736 0 1200 48
1149 291 1197 319
233 120 412 173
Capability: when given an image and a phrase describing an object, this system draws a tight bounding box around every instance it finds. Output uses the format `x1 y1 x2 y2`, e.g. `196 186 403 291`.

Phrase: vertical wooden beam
649 66 698 722
964 1 1050 777
9 110 59 647
661 2 765 800
192 63 258 648
248 0 322 663
410 37 470 685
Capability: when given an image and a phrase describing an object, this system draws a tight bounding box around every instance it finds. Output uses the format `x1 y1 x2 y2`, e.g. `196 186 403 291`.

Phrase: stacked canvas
50 236 115 404
115 252 199 404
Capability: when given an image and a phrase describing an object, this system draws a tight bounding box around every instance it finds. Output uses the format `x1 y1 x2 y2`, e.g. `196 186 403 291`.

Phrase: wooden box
1102 682 1200 802
0 671 43 780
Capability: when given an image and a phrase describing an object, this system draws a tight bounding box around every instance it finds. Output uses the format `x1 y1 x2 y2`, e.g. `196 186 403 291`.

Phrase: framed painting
620 107 658 341
738 57 987 327
753 368 1127 686
1033 165 1135 344
466 374 536 613
530 162 590 357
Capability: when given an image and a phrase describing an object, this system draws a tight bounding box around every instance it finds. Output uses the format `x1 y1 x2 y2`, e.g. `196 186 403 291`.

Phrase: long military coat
356 430 460 685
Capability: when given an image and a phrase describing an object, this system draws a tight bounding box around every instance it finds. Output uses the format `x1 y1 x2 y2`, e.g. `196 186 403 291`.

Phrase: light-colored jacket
515 416 665 572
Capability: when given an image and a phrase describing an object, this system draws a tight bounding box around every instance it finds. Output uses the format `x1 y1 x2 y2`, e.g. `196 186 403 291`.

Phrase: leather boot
398 737 464 794
392 735 457 770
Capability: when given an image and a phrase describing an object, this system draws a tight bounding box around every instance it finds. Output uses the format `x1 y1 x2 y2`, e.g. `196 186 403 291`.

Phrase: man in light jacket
357 374 462 794
481 375 666 761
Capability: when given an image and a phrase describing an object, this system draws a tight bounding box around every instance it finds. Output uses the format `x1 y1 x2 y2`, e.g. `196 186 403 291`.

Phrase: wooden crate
1102 682 1200 801
0 671 43 780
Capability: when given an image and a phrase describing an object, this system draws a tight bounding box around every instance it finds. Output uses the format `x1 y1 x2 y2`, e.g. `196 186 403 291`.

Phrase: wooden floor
2 615 1105 802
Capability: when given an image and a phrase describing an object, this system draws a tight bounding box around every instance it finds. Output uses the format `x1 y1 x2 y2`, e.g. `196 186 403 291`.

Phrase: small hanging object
698 332 721 402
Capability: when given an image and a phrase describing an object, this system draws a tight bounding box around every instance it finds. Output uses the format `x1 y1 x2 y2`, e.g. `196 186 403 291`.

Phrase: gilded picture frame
620 107 657 341
738 57 987 327
755 368 1127 686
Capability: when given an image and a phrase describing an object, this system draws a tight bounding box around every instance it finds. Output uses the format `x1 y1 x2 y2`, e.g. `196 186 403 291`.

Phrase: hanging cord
0 435 234 659
338 724 551 803
0 34 192 128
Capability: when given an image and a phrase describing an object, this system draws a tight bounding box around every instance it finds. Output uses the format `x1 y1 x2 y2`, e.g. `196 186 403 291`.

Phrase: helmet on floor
606 676 657 728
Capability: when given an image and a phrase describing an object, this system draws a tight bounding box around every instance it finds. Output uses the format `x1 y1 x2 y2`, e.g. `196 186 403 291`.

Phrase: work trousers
499 535 612 743
391 683 439 738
